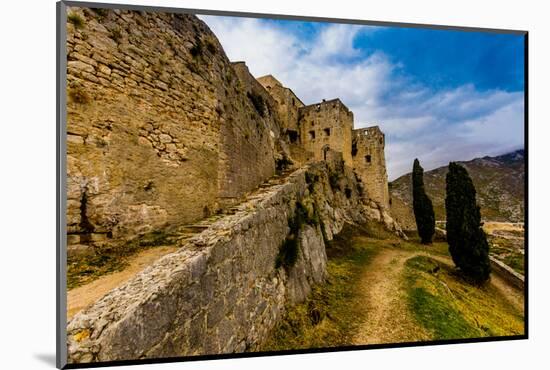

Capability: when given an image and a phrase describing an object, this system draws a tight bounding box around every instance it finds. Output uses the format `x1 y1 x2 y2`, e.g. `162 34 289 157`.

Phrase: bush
276 202 305 270
68 13 85 29
276 201 319 270
190 39 203 58
68 87 90 104
247 91 266 117
91 8 109 20
275 155 293 174
110 27 122 43
329 171 341 192
206 40 217 54
445 162 491 283
412 159 435 244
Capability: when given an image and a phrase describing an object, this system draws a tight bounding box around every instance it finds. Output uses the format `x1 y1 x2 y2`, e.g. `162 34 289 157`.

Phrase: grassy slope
262 228 524 350
262 226 381 351
404 255 524 339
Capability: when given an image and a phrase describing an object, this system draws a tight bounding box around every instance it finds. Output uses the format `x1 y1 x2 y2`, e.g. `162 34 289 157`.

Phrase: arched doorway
322 145 330 161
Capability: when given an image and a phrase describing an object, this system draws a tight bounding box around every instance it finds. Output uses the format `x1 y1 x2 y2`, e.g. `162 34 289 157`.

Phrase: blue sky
200 15 525 179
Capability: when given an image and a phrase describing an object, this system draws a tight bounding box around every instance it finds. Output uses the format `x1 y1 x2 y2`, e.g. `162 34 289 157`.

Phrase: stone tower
257 74 390 210
352 126 390 209
298 99 354 167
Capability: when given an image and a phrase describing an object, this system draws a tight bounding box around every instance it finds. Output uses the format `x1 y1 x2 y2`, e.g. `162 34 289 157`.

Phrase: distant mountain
389 150 525 229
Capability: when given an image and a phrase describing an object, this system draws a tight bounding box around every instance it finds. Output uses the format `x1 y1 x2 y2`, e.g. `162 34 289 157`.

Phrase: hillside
390 150 525 227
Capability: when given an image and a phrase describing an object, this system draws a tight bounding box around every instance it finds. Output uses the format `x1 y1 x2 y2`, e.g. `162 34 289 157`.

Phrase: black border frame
56 1 529 369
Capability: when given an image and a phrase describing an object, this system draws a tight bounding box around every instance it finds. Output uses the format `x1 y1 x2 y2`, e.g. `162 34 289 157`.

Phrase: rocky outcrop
67 157 401 363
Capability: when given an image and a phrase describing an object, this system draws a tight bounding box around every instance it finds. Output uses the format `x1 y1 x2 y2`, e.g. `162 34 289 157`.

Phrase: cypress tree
412 159 435 244
445 162 491 283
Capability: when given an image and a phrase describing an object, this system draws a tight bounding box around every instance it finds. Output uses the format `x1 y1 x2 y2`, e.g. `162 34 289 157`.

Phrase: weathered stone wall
67 162 376 363
489 256 524 290
298 99 353 166
257 75 304 134
257 75 310 165
352 126 390 209
65 7 278 249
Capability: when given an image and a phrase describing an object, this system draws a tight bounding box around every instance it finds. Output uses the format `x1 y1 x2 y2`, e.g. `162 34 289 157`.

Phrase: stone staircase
158 168 296 246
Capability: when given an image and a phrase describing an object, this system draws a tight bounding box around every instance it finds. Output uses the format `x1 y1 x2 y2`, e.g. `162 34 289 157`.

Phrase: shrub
275 155 293 174
68 87 90 104
68 13 85 29
412 159 435 244
305 172 319 193
276 202 304 270
247 91 266 117
344 187 352 199
329 171 341 192
190 39 203 58
91 8 109 20
110 26 122 43
445 162 491 283
275 201 320 270
206 40 217 54
275 236 299 270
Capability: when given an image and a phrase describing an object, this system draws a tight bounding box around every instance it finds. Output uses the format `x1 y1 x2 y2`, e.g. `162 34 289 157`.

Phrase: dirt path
352 247 524 345
67 246 178 320
353 248 431 345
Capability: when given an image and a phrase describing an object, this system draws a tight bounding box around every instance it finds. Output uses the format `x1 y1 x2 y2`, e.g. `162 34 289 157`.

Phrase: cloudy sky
199 15 525 180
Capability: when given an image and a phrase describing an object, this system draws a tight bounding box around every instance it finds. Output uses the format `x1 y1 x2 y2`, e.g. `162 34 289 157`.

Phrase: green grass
262 225 380 350
488 235 525 275
404 255 524 340
405 256 481 339
67 230 174 289
263 224 523 349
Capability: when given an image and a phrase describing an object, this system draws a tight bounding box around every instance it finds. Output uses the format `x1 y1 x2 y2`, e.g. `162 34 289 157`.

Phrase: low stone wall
67 161 378 363
489 256 524 290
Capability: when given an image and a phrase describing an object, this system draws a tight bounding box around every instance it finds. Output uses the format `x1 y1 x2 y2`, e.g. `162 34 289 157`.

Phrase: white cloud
199 15 524 180
309 24 362 61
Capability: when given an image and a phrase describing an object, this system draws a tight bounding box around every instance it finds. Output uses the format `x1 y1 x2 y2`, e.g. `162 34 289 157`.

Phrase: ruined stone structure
351 126 390 208
298 99 354 166
65 6 403 364
256 75 310 163
256 78 389 209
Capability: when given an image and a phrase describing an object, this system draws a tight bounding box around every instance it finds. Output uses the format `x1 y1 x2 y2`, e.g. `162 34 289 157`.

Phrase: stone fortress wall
65 8 287 251
65 6 404 363
68 162 378 363
256 75 310 164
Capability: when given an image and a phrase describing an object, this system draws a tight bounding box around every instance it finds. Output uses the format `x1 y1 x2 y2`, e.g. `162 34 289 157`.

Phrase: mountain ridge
389 149 525 230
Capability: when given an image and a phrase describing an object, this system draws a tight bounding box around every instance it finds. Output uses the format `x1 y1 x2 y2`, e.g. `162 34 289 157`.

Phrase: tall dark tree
412 159 435 244
445 162 491 283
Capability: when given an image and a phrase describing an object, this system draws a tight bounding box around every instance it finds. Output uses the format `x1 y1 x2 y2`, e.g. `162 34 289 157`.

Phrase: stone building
257 75 389 210
256 75 304 135
298 99 354 167
256 75 310 163
64 7 392 253
351 126 390 208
